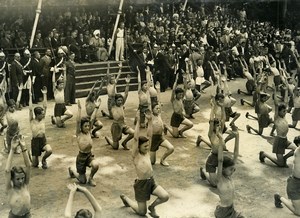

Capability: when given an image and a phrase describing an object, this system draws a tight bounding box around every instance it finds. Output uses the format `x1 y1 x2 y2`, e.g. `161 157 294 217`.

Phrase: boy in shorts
274 137 300 215
29 86 52 169
51 71 73 128
164 73 193 138
259 87 297 167
104 75 134 150
120 113 169 217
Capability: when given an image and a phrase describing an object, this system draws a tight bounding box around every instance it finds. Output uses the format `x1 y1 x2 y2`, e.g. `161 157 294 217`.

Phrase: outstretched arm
41 86 48 114
132 111 140 158
217 129 225 182
90 96 101 129
123 75 131 103
76 100 81 136
77 185 102 218
171 73 179 102
19 135 31 185
86 80 99 100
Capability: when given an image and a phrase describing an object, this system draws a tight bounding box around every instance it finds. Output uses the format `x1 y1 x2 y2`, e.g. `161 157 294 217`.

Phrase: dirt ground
0 77 299 218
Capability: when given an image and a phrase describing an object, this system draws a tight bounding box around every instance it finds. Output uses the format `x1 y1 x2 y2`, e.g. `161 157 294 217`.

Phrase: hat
57 48 65 54
0 51 5 57
153 44 160 48
93 29 100 36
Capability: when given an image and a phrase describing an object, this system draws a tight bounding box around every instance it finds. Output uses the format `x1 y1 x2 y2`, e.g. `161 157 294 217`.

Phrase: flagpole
29 0 43 48
108 0 124 57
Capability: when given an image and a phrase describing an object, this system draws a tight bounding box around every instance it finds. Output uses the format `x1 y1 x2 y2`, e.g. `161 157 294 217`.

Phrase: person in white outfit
115 22 125 61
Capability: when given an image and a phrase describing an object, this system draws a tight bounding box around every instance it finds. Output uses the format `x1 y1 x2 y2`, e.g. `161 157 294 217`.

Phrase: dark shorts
134 177 158 202
274 75 281 87
9 210 31 218
246 80 255 94
287 176 300 200
258 114 272 128
184 99 194 116
139 104 149 123
206 153 218 173
76 152 94 174
170 112 184 128
151 134 164 152
214 204 244 218
6 126 20 146
292 108 300 121
225 107 236 122
272 136 290 154
111 122 130 142
31 136 47 156
54 103 67 117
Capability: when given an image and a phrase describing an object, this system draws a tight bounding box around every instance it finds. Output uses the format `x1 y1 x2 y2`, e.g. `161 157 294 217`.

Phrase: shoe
148 206 159 218
196 135 202 147
121 142 130 150
240 99 244 105
245 112 249 118
120 194 130 207
200 167 206 180
51 116 56 125
68 167 75 178
246 125 251 133
160 160 170 167
274 194 283 208
237 89 241 94
42 160 48 169
87 178 96 187
259 151 265 163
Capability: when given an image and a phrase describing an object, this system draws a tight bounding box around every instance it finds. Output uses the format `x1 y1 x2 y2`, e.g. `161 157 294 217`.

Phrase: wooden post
29 0 43 48
108 0 124 56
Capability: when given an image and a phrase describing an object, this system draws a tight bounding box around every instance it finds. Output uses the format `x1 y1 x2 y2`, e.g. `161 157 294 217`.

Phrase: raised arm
5 135 19 191
96 77 106 97
52 68 57 93
29 82 34 121
77 185 102 218
170 73 179 102
123 75 131 103
90 96 101 129
19 135 31 185
137 66 142 92
76 100 81 136
115 63 122 83
41 86 48 114
64 183 77 218
132 110 140 158
217 128 225 182
231 124 239 163
86 80 99 100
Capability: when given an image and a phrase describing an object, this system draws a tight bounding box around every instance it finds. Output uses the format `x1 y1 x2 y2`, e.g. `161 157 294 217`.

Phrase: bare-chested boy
164 73 193 138
51 70 73 128
120 113 169 217
259 86 297 167
85 79 105 138
214 126 243 218
274 137 300 215
104 75 134 150
29 86 52 169
101 62 121 119
5 135 31 218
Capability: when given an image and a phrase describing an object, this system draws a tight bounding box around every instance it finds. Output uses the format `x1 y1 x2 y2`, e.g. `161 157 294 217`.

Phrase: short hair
278 104 287 112
11 166 26 185
215 93 225 101
75 209 92 218
223 156 235 169
141 80 147 87
80 117 90 132
115 93 124 101
34 106 44 116
175 87 184 95
152 103 159 111
138 136 149 147
56 79 64 86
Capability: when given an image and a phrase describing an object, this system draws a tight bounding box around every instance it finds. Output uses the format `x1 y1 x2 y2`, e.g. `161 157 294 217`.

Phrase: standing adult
65 52 76 106
32 51 42 103
115 22 125 61
40 48 53 99
20 49 32 107
9 53 23 103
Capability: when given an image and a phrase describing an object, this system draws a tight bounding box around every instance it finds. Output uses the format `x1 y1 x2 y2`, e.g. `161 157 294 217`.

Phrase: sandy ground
0 77 299 218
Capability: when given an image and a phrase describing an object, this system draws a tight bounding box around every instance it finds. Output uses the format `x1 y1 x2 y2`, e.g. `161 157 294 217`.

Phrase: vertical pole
29 0 43 48
108 0 124 56
182 0 188 11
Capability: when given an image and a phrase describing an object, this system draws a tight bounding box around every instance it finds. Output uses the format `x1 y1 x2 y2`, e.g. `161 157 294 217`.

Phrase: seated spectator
32 31 44 48
89 30 108 61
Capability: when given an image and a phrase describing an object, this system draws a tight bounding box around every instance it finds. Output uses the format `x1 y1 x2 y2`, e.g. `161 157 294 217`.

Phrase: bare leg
246 125 263 135
68 167 87 184
105 136 119 150
160 140 174 166
120 195 147 216
229 113 240 126
32 156 39 167
260 152 287 167
122 133 134 150
289 120 298 128
149 185 169 217
150 151 156 165
87 160 99 186
179 119 193 137
41 145 52 169
200 167 217 187
280 197 300 216
164 125 179 138
242 99 254 107
196 135 212 148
